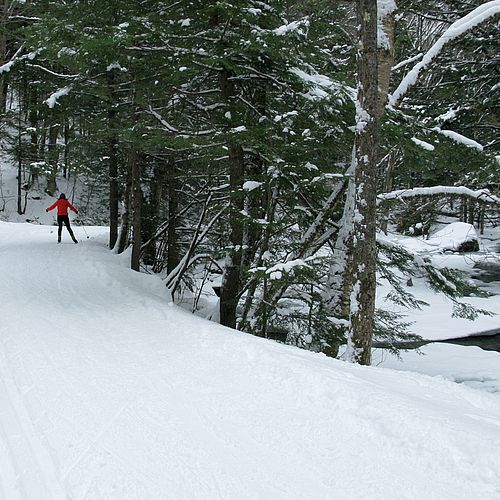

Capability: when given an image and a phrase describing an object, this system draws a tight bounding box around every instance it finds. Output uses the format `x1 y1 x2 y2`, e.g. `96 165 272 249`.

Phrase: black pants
57 215 77 242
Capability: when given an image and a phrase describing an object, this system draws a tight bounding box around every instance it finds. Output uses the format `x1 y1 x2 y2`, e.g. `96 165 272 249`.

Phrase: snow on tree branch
389 0 500 107
433 127 484 151
378 186 500 204
392 53 423 71
0 47 42 74
45 86 72 108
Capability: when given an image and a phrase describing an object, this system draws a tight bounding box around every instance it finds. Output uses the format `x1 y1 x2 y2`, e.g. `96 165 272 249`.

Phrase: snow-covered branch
378 186 500 204
392 53 423 72
27 63 80 79
0 47 43 74
148 106 216 136
389 0 500 107
45 86 72 108
433 128 484 152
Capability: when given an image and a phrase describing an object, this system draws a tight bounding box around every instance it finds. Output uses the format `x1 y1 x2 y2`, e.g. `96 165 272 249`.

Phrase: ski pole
80 219 90 239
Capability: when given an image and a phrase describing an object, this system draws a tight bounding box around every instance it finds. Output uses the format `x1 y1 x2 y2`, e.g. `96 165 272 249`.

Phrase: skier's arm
68 202 78 214
46 201 58 212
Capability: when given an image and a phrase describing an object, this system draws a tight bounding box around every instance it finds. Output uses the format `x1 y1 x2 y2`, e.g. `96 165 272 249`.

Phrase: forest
1 0 499 365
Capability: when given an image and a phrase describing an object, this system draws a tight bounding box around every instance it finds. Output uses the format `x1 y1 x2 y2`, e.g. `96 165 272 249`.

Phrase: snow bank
374 343 500 394
1 221 500 499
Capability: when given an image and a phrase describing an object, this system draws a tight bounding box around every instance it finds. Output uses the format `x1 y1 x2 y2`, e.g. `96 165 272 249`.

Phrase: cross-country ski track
0 221 500 499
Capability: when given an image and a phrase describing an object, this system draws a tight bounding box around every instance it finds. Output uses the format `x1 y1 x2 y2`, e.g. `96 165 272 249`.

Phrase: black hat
59 193 66 199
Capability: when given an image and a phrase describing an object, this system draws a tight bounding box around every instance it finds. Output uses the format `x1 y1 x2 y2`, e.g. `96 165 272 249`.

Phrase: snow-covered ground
378 224 500 340
1 221 500 499
374 344 500 394
0 158 104 226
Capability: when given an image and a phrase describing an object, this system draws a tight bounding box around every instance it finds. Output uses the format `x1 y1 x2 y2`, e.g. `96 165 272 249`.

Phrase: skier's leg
64 216 78 243
57 216 63 242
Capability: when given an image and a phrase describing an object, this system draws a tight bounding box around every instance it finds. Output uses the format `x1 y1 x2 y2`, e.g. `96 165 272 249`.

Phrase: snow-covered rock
428 221 480 252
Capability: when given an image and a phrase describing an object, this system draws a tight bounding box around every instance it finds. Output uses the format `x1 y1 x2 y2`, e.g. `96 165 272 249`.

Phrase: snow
2 221 500 498
0 48 41 74
378 227 500 341
434 127 484 151
355 98 371 132
273 19 309 37
230 125 247 133
242 180 262 192
45 86 71 108
106 62 127 72
374 344 500 394
411 136 435 151
265 258 311 280
389 0 500 106
424 221 478 252
378 185 500 204
57 47 77 58
289 67 343 100
377 0 397 50
435 108 460 123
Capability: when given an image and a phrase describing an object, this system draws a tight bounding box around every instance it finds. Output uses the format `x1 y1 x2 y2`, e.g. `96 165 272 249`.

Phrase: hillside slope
1 221 500 500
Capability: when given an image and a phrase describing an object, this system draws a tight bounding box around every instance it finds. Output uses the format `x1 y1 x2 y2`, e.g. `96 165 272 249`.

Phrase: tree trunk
116 155 132 254
28 86 39 188
219 68 245 329
63 118 69 178
220 140 244 328
107 72 119 250
377 2 396 119
380 151 396 234
344 0 380 365
166 159 179 275
0 0 8 113
129 148 142 272
142 161 165 266
46 123 59 196
467 200 475 225
17 113 22 215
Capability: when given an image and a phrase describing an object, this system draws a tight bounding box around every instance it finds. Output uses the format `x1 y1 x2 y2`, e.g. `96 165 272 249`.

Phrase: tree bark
220 140 245 328
116 155 132 254
107 72 119 250
344 0 380 365
166 159 179 275
129 148 142 272
46 123 59 196
0 0 8 113
219 67 244 329
377 2 396 119
63 118 69 178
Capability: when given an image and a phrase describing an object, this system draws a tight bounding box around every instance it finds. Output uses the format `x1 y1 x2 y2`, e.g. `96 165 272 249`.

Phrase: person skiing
46 193 79 243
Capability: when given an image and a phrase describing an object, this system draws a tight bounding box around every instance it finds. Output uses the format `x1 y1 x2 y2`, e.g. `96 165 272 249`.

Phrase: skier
46 193 79 243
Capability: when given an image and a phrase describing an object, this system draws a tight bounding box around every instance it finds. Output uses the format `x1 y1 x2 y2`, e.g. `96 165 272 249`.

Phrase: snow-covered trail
1 222 500 500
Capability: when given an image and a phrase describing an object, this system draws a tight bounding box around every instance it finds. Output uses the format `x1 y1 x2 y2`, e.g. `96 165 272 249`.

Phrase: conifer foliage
1 0 498 364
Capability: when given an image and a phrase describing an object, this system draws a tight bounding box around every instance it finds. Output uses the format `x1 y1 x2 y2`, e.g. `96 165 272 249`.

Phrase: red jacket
47 199 78 216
